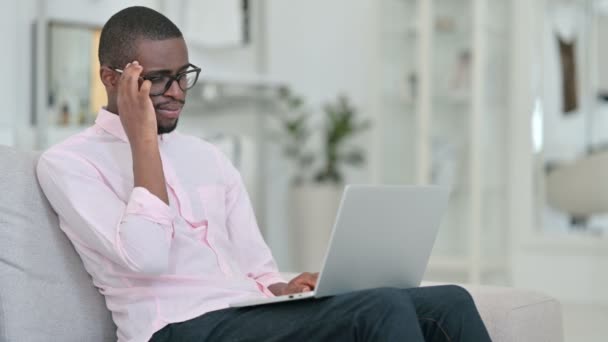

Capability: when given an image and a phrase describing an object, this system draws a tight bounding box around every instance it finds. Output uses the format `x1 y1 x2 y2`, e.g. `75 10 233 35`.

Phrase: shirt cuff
125 187 176 226
253 272 287 288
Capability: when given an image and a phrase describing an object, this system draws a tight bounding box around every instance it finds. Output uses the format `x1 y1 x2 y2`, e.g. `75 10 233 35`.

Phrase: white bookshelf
372 0 511 284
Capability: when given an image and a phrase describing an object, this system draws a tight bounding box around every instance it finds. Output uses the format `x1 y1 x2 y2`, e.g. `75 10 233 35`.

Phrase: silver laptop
230 185 450 308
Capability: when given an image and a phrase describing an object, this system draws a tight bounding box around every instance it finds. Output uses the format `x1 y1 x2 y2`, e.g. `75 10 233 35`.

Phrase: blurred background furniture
545 150 608 228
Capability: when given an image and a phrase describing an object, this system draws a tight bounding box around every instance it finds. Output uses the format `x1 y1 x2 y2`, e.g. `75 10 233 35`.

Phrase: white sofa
0 145 563 341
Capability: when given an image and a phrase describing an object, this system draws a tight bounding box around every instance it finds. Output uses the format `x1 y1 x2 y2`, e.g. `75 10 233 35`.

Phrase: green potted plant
272 90 371 271
272 90 371 185
314 95 371 184
271 87 314 185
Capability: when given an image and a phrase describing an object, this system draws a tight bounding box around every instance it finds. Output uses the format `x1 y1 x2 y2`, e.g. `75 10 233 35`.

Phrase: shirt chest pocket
198 185 227 229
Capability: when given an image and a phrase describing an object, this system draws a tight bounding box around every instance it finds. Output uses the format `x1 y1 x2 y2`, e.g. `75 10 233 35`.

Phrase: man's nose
163 79 184 99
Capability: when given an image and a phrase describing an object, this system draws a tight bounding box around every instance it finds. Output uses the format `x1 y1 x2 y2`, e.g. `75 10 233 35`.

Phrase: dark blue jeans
150 285 492 341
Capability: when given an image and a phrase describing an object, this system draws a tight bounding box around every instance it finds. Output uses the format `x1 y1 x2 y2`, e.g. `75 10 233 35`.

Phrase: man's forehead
133 37 189 72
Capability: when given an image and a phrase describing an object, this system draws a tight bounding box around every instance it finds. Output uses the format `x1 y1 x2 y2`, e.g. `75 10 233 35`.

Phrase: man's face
133 38 190 134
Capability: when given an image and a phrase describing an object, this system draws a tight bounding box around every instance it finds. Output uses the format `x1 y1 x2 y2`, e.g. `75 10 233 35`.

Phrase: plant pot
288 183 343 272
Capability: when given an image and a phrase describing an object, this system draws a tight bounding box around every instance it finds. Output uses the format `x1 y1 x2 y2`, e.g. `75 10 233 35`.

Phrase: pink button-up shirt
36 109 285 342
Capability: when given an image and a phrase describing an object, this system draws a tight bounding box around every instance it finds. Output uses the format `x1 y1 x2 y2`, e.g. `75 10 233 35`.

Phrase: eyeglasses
113 63 201 96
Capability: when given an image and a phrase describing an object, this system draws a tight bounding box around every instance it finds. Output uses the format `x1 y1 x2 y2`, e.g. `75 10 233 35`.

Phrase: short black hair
98 6 183 68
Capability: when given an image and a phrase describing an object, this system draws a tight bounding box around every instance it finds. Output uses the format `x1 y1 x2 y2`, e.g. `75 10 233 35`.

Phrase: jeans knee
364 287 407 306
357 287 415 319
441 285 478 312
444 285 473 300
350 288 416 339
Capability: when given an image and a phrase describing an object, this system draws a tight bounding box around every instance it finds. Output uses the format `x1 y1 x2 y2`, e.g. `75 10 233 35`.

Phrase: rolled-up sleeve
125 187 174 226
37 150 175 275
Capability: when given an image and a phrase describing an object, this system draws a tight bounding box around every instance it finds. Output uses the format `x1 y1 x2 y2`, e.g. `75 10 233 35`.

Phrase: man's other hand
268 272 319 296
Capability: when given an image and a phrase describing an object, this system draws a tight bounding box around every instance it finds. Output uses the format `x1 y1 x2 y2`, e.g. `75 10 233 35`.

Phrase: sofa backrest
0 145 115 342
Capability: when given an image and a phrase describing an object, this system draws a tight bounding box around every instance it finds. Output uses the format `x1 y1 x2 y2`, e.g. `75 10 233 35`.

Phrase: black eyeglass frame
112 63 201 96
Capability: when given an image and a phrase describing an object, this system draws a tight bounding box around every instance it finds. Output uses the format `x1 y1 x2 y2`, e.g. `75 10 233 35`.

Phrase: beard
154 99 184 135
157 118 179 135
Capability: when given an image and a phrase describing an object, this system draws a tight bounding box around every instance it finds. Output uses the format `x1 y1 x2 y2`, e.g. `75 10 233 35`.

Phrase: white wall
267 0 377 182
267 0 375 108
182 0 378 132
163 1 261 77
45 0 159 27
0 2 18 145
183 0 377 108
598 15 608 91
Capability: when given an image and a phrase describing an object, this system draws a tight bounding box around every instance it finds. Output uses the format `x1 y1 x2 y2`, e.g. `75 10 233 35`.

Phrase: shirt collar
95 108 175 143
95 108 128 142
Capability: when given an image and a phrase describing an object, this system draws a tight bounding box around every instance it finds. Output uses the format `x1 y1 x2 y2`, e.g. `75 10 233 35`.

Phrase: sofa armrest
457 284 563 342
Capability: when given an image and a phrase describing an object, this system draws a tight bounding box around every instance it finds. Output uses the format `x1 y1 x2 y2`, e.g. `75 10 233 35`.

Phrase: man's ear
99 66 118 90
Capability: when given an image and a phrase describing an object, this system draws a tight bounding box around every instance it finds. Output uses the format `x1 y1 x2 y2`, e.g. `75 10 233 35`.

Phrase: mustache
154 100 185 109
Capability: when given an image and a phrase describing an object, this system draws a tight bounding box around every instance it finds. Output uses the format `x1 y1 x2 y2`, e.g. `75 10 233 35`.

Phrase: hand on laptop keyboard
270 272 319 296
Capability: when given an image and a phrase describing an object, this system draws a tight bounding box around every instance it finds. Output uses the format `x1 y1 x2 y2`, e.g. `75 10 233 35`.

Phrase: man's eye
146 76 166 83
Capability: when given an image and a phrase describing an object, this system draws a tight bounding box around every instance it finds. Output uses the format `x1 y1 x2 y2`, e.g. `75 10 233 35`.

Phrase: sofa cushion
0 146 115 342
